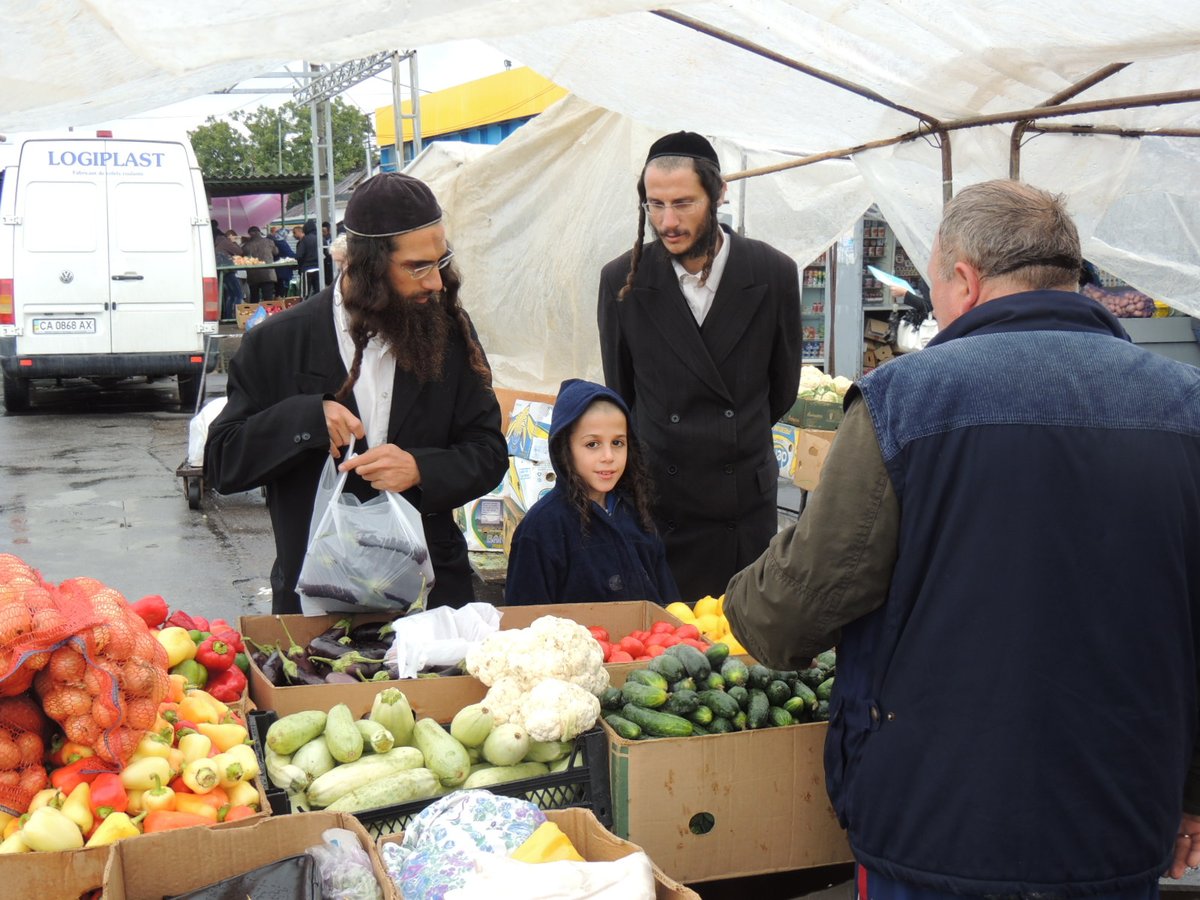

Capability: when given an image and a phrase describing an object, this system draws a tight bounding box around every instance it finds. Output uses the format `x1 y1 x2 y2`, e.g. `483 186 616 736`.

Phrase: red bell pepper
189 615 210 632
164 610 198 631
142 809 213 833
221 804 256 823
130 595 169 629
206 666 247 704
89 772 128 821
211 626 245 654
49 757 101 795
195 636 236 674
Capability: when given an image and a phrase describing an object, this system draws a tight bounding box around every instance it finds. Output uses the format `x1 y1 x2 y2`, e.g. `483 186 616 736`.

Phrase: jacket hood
548 380 631 480
303 219 317 235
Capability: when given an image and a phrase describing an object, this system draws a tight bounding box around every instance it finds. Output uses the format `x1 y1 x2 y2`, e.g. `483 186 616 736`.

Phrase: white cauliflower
467 615 607 695
481 677 525 725
518 678 602 742
832 375 854 397
466 629 528 687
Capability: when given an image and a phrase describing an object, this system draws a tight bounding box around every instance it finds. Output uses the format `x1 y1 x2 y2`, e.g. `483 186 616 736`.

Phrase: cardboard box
863 348 878 369
3 845 109 899
864 317 891 340
792 428 837 491
377 807 698 899
875 342 895 361
494 386 557 427
603 720 852 883
783 397 844 430
103 811 389 900
506 398 554 461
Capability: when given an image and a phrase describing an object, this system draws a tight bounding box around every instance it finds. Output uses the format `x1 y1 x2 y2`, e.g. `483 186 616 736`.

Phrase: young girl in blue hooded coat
504 379 680 606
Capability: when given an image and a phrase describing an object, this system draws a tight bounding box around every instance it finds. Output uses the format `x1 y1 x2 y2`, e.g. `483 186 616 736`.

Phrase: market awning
204 174 313 198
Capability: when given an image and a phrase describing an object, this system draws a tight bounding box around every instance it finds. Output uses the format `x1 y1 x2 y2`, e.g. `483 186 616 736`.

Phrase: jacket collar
927 290 1131 348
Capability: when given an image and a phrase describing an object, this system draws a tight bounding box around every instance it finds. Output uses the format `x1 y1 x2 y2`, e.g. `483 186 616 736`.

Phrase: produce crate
248 709 612 840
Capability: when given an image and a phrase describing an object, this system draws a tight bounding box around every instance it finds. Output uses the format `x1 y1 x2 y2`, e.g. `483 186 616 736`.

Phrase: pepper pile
146 605 249 705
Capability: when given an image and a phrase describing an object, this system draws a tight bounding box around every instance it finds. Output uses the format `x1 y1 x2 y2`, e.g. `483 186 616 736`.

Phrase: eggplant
260 649 285 686
348 620 395 645
324 673 358 684
280 656 326 686
353 642 389 661
306 633 355 661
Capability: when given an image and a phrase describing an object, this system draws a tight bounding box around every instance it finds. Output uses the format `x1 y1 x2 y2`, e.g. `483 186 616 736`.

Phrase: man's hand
339 443 422 493
323 400 364 459
1168 813 1200 878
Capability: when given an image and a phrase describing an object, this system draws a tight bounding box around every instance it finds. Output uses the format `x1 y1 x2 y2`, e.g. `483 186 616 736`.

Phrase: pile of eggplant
248 617 465 686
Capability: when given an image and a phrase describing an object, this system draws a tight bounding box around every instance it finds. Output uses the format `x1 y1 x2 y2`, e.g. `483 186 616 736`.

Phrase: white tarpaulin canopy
4 1 1199 387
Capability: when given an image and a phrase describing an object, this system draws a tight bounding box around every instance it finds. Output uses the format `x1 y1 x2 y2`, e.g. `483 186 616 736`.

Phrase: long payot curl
548 408 658 537
618 156 724 300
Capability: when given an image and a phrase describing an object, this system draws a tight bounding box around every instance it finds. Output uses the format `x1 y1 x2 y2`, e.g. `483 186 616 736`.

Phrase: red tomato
608 649 634 663
635 654 652 661
660 634 682 647
631 630 651 643
673 624 701 640
588 626 610 643
682 638 710 651
646 645 667 657
650 621 675 635
618 636 646 657
596 640 612 661
644 632 670 647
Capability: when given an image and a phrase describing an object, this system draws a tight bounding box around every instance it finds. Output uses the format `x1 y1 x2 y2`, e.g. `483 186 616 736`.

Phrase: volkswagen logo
59 270 74 284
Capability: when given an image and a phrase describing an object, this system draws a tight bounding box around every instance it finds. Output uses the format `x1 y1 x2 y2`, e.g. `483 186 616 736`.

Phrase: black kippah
645 131 720 167
342 172 443 239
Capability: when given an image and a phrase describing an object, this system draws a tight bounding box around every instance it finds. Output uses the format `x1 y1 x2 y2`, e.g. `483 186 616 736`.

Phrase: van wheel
3 374 30 413
178 373 203 412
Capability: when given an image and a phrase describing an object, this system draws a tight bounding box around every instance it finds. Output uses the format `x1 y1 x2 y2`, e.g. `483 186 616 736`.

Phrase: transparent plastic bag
297 438 434 615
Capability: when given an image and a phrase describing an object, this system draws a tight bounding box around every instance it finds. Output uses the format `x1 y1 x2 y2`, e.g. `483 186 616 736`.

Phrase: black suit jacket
597 229 801 601
205 289 508 612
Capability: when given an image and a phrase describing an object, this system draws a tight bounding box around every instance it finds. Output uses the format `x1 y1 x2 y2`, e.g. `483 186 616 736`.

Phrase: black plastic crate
248 708 611 839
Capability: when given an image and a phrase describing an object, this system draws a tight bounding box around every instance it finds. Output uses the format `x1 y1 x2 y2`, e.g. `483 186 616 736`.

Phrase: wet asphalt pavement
0 368 276 624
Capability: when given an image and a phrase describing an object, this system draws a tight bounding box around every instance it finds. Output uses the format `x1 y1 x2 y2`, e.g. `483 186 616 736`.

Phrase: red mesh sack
0 694 50 815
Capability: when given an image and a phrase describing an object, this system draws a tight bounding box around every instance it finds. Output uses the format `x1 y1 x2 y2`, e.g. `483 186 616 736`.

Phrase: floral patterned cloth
381 790 546 900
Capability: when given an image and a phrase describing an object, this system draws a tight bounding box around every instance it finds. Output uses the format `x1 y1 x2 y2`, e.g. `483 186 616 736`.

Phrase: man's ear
718 181 729 207
953 259 985 313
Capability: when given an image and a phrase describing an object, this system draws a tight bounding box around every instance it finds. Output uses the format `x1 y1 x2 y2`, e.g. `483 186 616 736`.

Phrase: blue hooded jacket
504 380 681 606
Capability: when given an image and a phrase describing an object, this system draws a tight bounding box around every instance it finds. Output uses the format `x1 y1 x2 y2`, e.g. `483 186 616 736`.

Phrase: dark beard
654 216 714 263
349 293 451 383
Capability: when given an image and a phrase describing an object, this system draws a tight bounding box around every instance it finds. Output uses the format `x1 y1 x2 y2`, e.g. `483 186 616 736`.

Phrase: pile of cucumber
602 645 836 740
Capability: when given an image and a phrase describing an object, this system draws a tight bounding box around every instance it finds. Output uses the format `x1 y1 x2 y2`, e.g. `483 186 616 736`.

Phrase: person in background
329 233 348 282
241 226 279 303
211 221 243 320
294 218 321 297
205 172 508 613
725 179 1200 897
505 379 679 607
322 220 334 287
597 131 801 603
269 226 296 296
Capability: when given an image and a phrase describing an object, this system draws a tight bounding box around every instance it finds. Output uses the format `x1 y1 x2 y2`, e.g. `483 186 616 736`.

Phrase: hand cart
175 332 240 511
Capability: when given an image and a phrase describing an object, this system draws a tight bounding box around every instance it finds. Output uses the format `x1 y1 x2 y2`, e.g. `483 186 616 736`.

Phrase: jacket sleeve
724 398 900 668
407 328 508 514
204 327 329 494
597 262 636 407
768 252 803 424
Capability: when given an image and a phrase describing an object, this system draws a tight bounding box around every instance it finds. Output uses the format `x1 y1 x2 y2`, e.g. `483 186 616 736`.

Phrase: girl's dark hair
619 156 724 300
548 400 657 535
335 234 493 403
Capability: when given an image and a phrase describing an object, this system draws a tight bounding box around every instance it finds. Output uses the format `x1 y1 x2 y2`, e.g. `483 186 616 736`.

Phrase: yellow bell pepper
84 811 140 848
510 822 585 864
142 776 176 813
197 721 249 753
179 691 223 726
120 756 171 792
132 733 174 761
61 782 93 834
173 792 219 821
27 788 64 813
225 779 260 811
0 831 30 854
155 627 197 668
167 747 185 778
181 757 220 794
125 790 144 814
220 743 261 784
22 807 84 852
3 815 23 839
0 810 13 833
178 732 212 765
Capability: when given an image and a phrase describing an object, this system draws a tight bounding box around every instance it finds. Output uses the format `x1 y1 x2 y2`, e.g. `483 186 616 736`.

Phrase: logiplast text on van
0 131 220 412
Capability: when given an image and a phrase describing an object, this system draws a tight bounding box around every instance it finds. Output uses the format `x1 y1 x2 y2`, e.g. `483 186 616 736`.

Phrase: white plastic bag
895 317 939 353
187 396 228 467
297 438 434 615
385 603 502 678
443 850 657 900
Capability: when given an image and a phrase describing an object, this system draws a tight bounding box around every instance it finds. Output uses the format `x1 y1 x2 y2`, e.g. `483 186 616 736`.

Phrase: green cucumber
628 669 670 692
732 711 748 731
698 689 740 720
599 686 624 711
815 700 831 721
604 713 642 741
704 672 726 692
621 681 668 709
666 644 711 680
799 667 827 689
708 716 734 734
689 721 711 736
815 650 837 673
765 680 792 707
747 689 769 729
687 704 714 726
720 658 749 687
726 685 750 710
783 696 810 720
816 677 836 702
620 703 693 738
647 654 686 683
768 706 795 728
670 677 697 693
704 642 730 669
662 689 701 716
747 664 773 690
792 681 818 712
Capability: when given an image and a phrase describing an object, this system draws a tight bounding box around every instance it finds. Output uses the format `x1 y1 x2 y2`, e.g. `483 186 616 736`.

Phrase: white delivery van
0 131 219 412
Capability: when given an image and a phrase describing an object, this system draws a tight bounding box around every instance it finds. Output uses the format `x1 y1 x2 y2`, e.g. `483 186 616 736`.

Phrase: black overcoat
597 229 801 602
205 288 508 612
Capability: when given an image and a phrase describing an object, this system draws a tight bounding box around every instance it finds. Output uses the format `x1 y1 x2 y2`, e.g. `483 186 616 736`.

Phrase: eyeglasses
641 200 700 217
397 248 454 280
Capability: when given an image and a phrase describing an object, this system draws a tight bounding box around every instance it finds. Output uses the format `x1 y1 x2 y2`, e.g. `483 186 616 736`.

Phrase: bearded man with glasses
206 172 508 613
597 131 802 604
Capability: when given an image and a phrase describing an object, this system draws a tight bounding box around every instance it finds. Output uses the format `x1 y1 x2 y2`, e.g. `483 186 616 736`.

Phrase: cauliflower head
519 678 601 742
481 677 525 725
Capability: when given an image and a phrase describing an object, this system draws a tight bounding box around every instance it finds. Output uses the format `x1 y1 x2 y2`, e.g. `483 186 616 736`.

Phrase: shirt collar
670 227 729 290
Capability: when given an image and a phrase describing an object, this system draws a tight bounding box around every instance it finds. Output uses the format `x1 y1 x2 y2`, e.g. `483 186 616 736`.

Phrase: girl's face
569 401 628 505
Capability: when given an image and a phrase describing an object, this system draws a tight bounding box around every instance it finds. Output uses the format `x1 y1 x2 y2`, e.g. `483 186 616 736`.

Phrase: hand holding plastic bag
297 438 434 615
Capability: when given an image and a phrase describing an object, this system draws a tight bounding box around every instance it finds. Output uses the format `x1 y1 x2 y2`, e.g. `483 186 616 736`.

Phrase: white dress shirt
332 280 396 451
670 230 730 325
